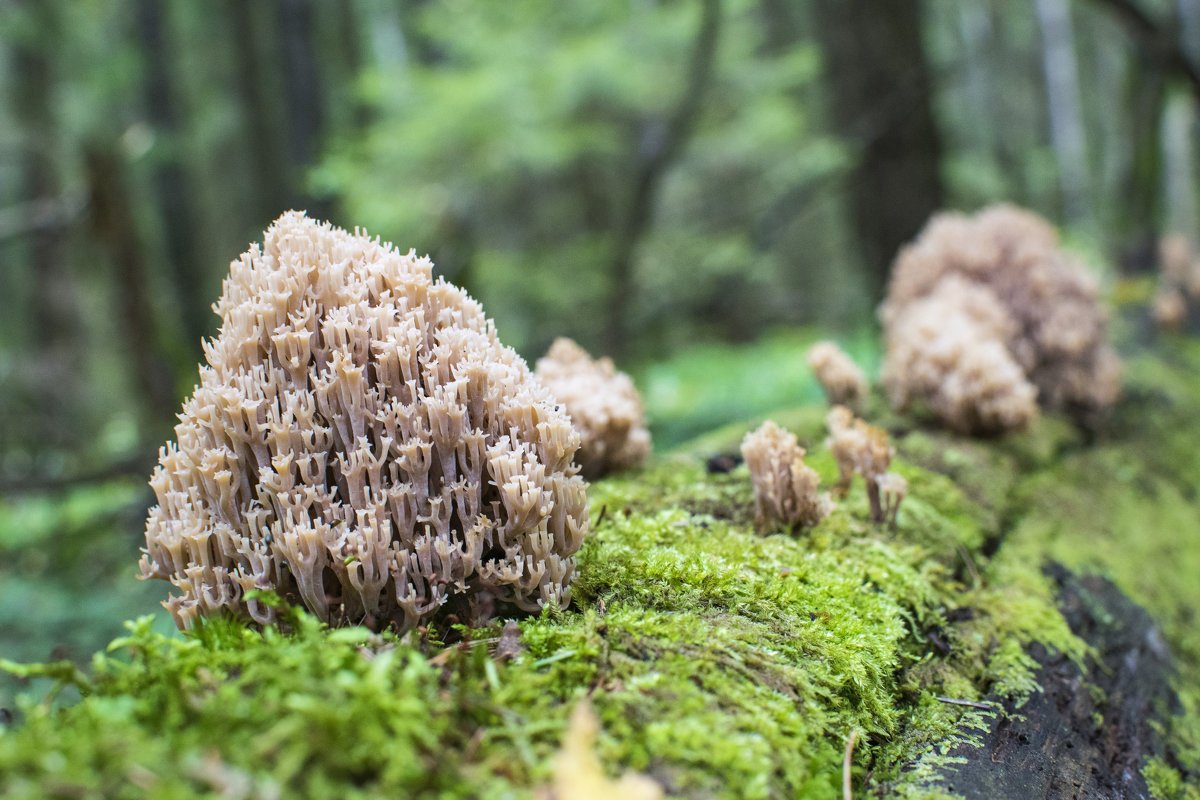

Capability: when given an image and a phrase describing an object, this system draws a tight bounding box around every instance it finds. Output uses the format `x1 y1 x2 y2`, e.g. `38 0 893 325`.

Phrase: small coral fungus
140 212 588 632
880 204 1120 431
1155 235 1198 332
741 420 830 531
535 337 650 478
826 406 901 525
807 340 868 411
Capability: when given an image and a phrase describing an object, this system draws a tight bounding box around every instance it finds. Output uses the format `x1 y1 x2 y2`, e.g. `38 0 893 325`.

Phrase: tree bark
84 145 179 430
276 0 332 219
1085 0 1200 102
811 0 945 303
1116 52 1167 272
225 0 291 226
603 0 722 357
1034 0 1091 226
942 567 1180 799
8 0 84 450
135 0 211 350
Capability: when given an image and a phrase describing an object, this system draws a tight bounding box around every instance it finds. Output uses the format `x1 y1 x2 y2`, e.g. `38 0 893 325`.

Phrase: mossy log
1 341 1198 799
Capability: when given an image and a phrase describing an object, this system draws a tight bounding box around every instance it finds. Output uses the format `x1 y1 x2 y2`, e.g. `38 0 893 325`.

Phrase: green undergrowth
0 480 169 671
3 341 1200 798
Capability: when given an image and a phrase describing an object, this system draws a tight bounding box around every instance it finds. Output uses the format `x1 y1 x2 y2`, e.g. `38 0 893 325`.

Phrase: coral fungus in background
741 420 830 531
880 204 1121 431
806 340 868 411
139 212 589 632
882 276 1039 434
826 406 904 525
535 337 651 479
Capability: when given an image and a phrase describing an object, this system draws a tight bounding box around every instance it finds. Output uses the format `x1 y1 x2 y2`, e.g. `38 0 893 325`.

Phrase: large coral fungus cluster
740 420 830 531
883 277 1038 434
880 204 1120 432
139 212 589 632
535 338 650 479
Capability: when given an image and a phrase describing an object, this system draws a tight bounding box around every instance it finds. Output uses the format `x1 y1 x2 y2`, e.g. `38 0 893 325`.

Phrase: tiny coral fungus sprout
741 420 830 531
826 406 899 525
535 337 651 478
139 212 589 632
880 204 1121 433
807 340 867 411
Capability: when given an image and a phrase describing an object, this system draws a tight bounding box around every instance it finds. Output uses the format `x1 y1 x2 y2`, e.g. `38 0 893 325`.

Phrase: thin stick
843 729 858 800
936 696 994 710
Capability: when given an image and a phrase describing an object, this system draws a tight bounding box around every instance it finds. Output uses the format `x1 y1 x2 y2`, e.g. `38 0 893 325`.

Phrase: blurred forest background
1 0 1200 665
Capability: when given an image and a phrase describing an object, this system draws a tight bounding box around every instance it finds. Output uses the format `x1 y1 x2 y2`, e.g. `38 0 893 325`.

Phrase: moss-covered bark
1 340 1198 799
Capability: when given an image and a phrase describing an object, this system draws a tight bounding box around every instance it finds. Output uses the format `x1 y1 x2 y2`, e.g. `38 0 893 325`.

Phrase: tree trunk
603 0 722 357
83 145 179 431
331 0 372 131
225 0 291 227
276 0 332 219
9 0 83 451
135 0 211 350
1033 0 1092 227
1116 52 1167 271
811 0 945 302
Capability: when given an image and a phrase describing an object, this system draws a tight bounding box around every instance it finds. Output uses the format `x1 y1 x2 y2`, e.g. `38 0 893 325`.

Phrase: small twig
843 729 858 800
936 696 995 710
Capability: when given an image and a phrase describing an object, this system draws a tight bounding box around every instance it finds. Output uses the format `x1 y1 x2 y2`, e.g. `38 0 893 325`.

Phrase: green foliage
316 0 853 359
636 327 878 449
0 481 167 672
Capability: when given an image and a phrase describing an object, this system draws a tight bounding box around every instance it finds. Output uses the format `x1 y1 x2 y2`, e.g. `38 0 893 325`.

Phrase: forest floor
0 312 1198 799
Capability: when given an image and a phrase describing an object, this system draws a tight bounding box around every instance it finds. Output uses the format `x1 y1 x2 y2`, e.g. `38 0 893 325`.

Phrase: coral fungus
1155 235 1198 332
741 420 830 531
826 406 900 524
882 277 1039 434
807 340 868 411
880 204 1120 429
535 338 651 478
139 212 589 631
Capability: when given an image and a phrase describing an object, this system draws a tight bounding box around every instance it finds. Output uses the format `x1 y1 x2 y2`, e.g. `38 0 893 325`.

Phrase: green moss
4 343 1200 797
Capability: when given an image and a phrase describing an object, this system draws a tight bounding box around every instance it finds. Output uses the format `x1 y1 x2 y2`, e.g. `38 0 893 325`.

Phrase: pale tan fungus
535 337 650 479
1159 234 1193 286
1153 286 1188 333
807 340 868 411
882 277 1039 435
140 212 589 632
741 420 831 531
880 204 1121 422
826 406 899 525
877 471 908 528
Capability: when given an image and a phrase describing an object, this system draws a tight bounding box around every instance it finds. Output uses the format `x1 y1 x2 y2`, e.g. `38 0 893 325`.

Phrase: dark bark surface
812 0 945 302
9 0 83 450
942 564 1186 799
135 0 211 349
603 0 722 357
